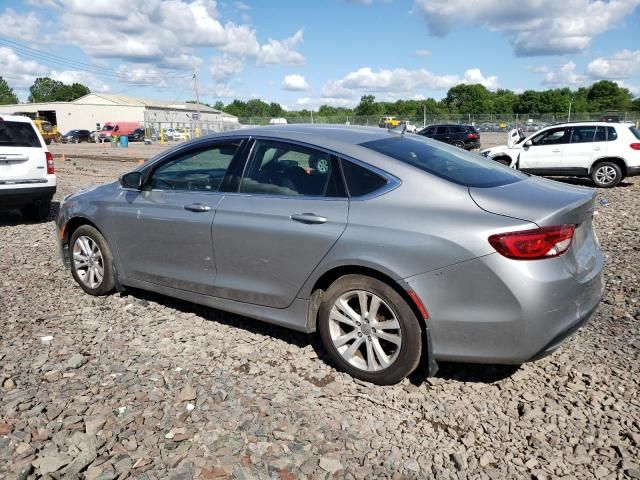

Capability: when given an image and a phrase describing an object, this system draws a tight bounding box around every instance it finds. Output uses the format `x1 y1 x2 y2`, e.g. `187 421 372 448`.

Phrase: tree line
2 76 638 118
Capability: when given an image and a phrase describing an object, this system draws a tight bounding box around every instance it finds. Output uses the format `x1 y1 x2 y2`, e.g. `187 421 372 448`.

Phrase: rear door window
361 136 526 188
607 127 618 141
240 140 345 197
0 121 42 148
570 126 596 143
594 126 607 142
435 126 451 135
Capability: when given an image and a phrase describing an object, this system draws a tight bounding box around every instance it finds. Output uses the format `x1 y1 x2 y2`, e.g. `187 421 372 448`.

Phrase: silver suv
0 115 56 220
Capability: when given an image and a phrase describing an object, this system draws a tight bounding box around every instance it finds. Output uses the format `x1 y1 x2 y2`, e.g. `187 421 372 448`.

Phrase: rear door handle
552 149 561 153
184 203 211 212
593 146 601 151
291 213 327 224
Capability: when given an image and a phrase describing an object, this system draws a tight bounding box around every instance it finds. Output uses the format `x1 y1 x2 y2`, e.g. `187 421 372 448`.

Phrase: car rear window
0 121 42 148
630 126 640 140
360 136 526 188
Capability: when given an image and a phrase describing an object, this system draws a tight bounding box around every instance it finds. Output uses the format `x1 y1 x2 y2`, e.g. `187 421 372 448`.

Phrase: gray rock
319 456 344 473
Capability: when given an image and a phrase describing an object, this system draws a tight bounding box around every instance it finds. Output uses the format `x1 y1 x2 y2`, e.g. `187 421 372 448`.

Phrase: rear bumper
626 165 640 177
0 184 56 208
465 140 481 150
405 248 604 365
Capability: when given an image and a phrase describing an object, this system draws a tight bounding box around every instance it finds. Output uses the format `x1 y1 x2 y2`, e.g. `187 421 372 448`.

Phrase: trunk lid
468 176 596 227
469 176 600 276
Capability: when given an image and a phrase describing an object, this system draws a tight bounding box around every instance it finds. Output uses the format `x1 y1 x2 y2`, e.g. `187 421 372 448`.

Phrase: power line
0 37 193 87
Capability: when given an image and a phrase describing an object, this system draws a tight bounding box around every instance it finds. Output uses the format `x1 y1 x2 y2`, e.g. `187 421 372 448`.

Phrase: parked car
481 122 640 187
0 114 56 220
60 129 92 143
57 125 604 385
97 122 141 142
128 128 146 142
164 128 189 141
379 116 400 128
417 124 481 150
400 121 419 133
269 118 288 125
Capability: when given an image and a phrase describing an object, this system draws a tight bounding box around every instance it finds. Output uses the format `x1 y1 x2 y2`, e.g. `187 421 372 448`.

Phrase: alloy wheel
73 235 105 289
595 165 617 185
328 290 402 371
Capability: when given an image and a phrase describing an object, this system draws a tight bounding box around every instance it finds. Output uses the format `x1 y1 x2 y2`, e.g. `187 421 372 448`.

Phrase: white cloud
208 83 236 98
51 70 110 93
414 49 431 57
257 30 305 65
587 49 640 79
296 97 312 105
413 0 640 56
541 62 587 87
323 66 499 98
282 74 310 91
0 8 42 42
0 46 49 89
209 54 244 80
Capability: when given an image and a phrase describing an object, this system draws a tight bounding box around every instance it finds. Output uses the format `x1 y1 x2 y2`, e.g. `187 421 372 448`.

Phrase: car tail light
46 152 55 174
467 132 478 139
630 143 640 150
488 225 575 260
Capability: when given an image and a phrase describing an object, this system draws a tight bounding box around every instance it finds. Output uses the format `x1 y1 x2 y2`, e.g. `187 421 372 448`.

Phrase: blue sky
1 0 639 109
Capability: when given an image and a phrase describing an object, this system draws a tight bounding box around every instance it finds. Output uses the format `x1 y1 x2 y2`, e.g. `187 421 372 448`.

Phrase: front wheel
591 161 622 188
70 225 116 295
318 275 423 385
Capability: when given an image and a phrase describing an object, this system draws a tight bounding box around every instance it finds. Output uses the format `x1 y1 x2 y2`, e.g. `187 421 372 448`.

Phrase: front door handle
184 203 211 212
291 213 327 224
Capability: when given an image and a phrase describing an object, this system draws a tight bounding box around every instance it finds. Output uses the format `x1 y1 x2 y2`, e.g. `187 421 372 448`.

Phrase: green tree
631 97 640 112
28 77 90 102
0 76 19 104
515 90 543 114
213 100 225 111
587 80 632 111
492 89 518 114
444 84 494 114
355 94 378 116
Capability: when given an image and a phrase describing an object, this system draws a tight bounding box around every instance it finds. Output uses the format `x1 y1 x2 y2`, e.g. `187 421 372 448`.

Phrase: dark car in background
128 128 146 142
417 124 481 150
60 129 91 143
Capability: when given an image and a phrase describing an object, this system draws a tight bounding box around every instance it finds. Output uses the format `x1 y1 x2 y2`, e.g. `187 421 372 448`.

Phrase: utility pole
423 105 426 127
567 95 573 122
193 64 201 137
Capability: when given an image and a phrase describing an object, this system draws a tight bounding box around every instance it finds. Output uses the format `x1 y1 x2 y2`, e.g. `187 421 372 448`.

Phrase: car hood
482 144 519 154
469 176 596 227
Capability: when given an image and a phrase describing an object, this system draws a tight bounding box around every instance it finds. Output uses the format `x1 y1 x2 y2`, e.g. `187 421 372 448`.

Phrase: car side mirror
120 171 143 190
524 140 532 147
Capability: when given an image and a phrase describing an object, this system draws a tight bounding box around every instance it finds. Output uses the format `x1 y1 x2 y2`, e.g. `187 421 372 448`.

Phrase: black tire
69 225 116 296
22 197 51 221
452 141 465 149
591 161 622 188
318 275 423 385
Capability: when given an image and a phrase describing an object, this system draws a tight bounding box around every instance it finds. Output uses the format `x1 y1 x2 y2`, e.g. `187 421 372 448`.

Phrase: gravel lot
1 147 639 479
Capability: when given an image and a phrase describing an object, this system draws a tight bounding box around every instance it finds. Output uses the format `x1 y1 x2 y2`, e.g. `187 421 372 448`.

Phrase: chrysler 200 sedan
56 125 604 385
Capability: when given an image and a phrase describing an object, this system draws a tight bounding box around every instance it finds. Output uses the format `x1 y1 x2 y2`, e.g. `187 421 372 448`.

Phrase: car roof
0 114 34 123
213 124 405 150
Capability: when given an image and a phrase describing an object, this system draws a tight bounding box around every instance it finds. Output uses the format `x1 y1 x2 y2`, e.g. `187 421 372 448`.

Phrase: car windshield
0 121 41 147
630 126 640 140
361 136 526 188
102 126 114 131
64 130 77 136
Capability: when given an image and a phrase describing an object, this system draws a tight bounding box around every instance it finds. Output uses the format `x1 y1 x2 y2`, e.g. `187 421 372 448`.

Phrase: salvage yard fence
239 112 640 130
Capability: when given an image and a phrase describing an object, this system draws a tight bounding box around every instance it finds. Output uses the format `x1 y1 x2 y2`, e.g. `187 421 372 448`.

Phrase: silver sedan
57 125 604 384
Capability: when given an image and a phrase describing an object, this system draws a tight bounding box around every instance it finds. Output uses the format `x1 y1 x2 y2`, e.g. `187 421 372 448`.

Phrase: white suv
481 122 640 187
0 115 56 220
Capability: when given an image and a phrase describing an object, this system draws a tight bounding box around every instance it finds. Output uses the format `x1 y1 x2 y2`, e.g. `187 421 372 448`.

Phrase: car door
433 126 452 144
212 139 349 308
519 126 571 172
111 140 243 295
561 125 605 175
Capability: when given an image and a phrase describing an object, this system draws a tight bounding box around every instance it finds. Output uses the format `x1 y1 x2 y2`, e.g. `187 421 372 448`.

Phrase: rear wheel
22 197 51 221
318 275 423 385
70 225 115 295
452 141 465 149
591 161 622 188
